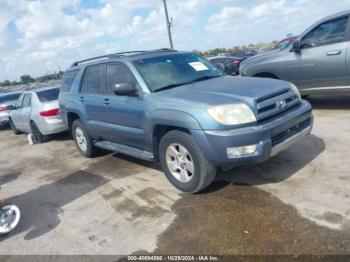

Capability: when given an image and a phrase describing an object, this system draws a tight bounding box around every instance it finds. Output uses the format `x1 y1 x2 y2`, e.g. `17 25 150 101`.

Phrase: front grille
271 118 311 146
256 89 300 122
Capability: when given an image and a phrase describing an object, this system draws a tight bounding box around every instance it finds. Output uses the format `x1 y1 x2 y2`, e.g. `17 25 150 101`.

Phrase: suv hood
155 76 291 109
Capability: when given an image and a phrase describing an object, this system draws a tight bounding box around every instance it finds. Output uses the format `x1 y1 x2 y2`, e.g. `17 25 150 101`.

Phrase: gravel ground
0 95 349 255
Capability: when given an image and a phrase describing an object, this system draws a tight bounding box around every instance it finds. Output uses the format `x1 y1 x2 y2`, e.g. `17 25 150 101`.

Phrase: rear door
101 63 146 149
79 64 107 136
10 94 24 130
20 93 32 133
286 15 349 91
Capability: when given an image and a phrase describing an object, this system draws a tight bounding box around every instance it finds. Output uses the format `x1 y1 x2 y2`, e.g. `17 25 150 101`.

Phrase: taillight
233 60 241 64
40 108 60 117
0 105 7 112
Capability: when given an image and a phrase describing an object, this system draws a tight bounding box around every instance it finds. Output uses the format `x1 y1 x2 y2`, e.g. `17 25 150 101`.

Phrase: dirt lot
0 96 350 255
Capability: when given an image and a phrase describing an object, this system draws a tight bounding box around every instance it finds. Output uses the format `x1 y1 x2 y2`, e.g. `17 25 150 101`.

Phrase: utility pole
162 0 174 49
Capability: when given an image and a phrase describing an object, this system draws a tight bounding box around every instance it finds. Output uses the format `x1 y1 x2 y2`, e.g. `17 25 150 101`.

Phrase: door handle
79 97 85 102
326 50 341 56
104 98 110 105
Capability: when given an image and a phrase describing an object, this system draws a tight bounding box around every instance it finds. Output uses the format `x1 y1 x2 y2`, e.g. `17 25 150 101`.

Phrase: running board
94 140 154 161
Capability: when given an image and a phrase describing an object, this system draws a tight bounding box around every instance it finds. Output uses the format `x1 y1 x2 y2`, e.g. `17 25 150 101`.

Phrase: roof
25 86 59 93
69 48 181 69
0 91 22 96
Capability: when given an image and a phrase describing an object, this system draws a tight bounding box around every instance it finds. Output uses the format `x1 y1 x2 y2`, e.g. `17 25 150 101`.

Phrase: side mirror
7 105 16 110
113 82 137 96
291 40 301 53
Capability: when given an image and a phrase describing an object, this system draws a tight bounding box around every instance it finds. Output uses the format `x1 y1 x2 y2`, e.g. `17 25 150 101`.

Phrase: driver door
287 15 349 91
101 63 146 149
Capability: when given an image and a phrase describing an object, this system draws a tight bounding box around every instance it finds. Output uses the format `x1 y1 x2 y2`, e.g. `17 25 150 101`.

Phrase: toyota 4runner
59 49 313 193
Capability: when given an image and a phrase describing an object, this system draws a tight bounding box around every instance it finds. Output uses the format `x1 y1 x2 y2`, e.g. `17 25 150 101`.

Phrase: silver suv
240 10 350 96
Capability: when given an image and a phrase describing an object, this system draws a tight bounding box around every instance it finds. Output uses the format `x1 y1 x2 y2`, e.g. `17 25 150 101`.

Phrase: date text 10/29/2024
127 256 220 261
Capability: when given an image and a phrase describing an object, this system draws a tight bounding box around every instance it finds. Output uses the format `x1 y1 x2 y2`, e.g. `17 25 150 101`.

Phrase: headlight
290 83 301 100
207 103 256 125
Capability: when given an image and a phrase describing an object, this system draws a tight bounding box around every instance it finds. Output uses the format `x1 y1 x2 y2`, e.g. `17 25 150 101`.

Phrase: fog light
226 144 257 158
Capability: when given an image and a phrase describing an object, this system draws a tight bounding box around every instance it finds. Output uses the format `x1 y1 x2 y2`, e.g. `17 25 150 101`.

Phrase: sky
0 0 349 81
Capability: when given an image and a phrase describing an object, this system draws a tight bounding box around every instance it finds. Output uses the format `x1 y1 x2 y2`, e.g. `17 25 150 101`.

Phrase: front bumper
191 100 313 170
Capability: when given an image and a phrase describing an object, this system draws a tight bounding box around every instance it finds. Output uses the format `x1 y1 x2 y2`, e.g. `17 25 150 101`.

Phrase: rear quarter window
61 69 79 92
36 88 60 102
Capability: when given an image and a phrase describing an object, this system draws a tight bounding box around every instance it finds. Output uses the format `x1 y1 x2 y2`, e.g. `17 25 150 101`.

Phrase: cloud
0 0 349 81
206 0 350 45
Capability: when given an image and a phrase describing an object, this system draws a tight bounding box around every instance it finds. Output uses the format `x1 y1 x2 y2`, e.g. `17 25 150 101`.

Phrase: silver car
9 87 67 143
0 92 22 126
240 10 350 95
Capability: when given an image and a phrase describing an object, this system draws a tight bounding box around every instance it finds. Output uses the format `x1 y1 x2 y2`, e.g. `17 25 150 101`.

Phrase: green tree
20 75 35 84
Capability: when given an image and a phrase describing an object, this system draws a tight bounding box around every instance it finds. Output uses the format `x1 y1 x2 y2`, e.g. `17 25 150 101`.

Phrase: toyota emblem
277 100 287 110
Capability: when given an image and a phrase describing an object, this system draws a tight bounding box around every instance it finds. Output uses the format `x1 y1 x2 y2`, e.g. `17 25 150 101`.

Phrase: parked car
59 49 313 193
230 49 257 60
0 92 22 126
240 10 350 95
9 87 67 143
208 56 245 75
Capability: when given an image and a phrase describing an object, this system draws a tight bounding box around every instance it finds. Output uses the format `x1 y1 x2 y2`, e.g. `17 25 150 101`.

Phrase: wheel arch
253 72 280 79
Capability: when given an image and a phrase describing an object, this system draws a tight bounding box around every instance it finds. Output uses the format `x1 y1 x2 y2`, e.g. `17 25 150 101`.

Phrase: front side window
301 16 349 49
81 64 104 94
133 53 224 92
106 64 137 95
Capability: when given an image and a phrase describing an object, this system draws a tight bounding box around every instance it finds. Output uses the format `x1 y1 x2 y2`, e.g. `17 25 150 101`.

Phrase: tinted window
81 65 104 94
301 16 349 48
211 58 223 63
0 93 21 104
22 94 31 108
106 64 137 95
36 88 60 102
61 70 79 92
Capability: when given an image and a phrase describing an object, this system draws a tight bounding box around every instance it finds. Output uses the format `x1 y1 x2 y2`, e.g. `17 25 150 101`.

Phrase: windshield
276 38 295 50
133 53 224 92
36 88 60 102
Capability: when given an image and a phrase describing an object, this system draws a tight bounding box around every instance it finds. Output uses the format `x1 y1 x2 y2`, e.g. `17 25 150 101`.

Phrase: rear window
0 93 21 104
61 69 79 92
36 88 60 102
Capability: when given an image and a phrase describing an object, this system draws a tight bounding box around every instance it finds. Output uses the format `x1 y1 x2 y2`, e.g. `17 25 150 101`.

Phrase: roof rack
70 48 177 67
70 51 146 67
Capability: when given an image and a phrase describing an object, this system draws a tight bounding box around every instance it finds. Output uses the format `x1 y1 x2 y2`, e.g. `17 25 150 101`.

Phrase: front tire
159 130 217 193
72 119 98 158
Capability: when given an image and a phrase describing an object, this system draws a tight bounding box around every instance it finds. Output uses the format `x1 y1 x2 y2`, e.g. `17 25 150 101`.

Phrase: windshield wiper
154 76 222 93
154 83 185 92
189 75 222 83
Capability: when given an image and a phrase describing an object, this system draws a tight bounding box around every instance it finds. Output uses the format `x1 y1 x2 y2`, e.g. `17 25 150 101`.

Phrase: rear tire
72 119 98 158
159 130 217 193
30 121 48 143
9 118 20 135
